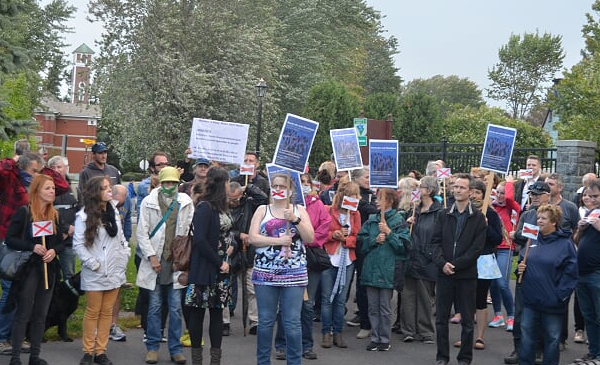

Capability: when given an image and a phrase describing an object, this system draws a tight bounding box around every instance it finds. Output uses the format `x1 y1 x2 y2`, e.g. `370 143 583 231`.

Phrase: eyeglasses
155 162 170 167
271 184 288 190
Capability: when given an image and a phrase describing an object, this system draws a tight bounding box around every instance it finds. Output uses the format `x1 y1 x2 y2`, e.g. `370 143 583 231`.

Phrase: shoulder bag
0 206 33 281
172 223 194 272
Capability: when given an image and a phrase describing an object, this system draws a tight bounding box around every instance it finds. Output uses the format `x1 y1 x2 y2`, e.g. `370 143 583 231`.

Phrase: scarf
101 203 118 237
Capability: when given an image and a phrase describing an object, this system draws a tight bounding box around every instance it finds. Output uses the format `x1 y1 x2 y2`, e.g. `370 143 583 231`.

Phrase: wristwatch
291 217 302 225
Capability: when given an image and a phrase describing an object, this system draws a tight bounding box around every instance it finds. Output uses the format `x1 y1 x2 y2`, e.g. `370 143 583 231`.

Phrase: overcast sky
59 0 594 100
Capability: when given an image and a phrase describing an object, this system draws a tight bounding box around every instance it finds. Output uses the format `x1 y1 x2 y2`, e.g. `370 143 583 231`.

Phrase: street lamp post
255 78 267 157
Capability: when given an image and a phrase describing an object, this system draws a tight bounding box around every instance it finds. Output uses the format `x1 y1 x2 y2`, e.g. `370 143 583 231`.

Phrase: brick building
34 43 101 174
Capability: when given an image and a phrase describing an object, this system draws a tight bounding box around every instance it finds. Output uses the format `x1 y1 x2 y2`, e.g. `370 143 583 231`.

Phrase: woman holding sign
5 174 64 365
321 178 361 349
249 173 314 365
358 188 411 352
517 204 578 365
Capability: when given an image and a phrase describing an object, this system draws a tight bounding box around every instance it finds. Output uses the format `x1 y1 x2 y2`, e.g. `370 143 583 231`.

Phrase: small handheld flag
436 168 451 179
490 189 498 201
519 169 533 179
32 221 53 237
521 223 539 240
341 196 359 211
240 164 255 176
410 189 421 202
510 209 518 226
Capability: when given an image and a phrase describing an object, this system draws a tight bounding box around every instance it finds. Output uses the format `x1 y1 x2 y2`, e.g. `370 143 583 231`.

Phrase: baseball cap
528 181 550 195
195 158 210 166
91 142 107 153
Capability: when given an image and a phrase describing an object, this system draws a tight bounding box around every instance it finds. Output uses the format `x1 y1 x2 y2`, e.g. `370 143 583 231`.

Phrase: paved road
24 281 590 365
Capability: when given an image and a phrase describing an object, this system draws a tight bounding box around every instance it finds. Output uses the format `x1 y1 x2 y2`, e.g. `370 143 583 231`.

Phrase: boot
209 348 221 365
333 333 347 348
321 333 332 348
191 347 203 365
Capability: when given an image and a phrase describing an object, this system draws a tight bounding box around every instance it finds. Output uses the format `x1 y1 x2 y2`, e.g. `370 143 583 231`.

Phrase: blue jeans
577 270 600 358
520 306 563 365
490 249 515 317
255 285 304 365
146 283 183 356
0 279 15 341
59 246 76 280
321 263 354 334
275 270 321 351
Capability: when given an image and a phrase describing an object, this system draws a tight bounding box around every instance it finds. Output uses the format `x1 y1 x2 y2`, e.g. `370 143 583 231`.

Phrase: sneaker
161 330 167 343
574 329 586 344
366 342 379 351
422 337 435 344
21 340 30 353
505 318 514 332
504 350 518 364
143 333 147 343
80 353 94 365
249 326 257 335
450 313 461 324
302 349 317 360
274 348 286 360
356 329 371 339
93 353 113 365
488 315 506 328
109 324 127 342
535 351 543 365
377 343 391 351
180 331 191 347
0 340 12 355
574 353 595 363
346 315 361 327
402 335 415 343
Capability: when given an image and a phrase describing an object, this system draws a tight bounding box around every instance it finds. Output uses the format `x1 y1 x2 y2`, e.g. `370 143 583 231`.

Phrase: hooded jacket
431 201 487 279
358 209 411 289
521 228 578 314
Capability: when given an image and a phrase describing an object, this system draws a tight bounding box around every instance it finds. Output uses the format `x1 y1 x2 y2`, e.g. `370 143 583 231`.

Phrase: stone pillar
555 140 597 201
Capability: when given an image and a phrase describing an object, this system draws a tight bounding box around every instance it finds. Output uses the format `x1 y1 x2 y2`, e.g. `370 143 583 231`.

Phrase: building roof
35 94 101 119
72 43 95 55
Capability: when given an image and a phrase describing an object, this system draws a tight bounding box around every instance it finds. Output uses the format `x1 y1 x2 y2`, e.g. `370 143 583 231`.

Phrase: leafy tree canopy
403 75 485 112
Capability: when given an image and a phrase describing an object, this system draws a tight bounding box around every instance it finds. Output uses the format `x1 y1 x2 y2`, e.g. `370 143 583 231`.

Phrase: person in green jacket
358 188 411 352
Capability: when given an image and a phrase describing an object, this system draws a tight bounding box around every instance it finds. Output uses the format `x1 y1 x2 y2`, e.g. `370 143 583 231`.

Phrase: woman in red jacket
320 178 361 349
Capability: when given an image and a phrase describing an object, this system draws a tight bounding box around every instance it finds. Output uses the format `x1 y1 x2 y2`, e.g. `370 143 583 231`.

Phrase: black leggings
476 279 492 310
188 306 223 349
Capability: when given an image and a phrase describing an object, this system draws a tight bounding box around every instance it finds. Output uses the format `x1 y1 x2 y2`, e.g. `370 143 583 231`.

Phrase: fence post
556 140 597 201
441 137 448 162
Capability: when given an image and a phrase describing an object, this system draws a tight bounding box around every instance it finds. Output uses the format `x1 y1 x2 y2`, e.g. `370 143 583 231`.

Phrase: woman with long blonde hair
6 174 63 365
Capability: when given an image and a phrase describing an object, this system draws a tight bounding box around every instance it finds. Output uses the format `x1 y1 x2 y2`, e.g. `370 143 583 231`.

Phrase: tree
404 75 485 110
302 80 361 167
581 0 600 58
487 32 564 120
394 93 442 143
363 92 399 121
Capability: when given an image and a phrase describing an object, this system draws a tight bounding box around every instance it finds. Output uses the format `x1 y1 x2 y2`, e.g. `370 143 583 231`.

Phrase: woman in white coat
73 176 130 365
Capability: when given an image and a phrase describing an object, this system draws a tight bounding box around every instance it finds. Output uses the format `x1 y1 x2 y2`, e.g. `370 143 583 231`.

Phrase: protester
233 152 270 196
432 173 487 365
513 155 543 211
5 174 64 365
274 174 331 360
78 142 121 204
73 176 130 365
179 158 209 196
358 188 411 352
517 204 578 365
248 173 314 365
320 178 360 351
401 176 442 344
186 168 233 365
136 167 193 365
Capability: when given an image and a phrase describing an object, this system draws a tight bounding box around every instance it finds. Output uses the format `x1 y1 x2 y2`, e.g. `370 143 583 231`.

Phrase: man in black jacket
227 181 268 335
432 173 487 365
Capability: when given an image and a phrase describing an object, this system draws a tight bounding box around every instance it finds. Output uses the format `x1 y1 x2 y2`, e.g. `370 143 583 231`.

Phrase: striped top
251 205 308 287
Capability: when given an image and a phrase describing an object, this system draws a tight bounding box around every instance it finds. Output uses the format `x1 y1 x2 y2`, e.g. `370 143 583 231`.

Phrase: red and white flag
522 222 539 240
32 221 53 237
519 169 533 179
586 209 600 222
490 189 498 201
436 168 451 179
410 189 421 202
271 188 288 200
341 196 359 211
240 164 255 176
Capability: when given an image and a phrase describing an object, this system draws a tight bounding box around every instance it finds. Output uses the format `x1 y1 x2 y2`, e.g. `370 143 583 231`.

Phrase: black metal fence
398 139 557 176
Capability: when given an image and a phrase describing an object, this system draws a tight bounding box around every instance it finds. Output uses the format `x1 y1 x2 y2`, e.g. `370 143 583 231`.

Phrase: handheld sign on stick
518 223 539 284
33 221 53 290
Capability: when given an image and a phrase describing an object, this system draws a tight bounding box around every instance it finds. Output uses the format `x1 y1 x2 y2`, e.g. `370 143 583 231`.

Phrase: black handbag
305 246 333 272
0 206 33 281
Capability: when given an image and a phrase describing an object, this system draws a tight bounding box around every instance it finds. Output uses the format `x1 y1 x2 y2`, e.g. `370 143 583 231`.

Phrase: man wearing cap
232 152 270 196
504 181 551 364
136 167 194 365
179 158 210 196
79 142 121 203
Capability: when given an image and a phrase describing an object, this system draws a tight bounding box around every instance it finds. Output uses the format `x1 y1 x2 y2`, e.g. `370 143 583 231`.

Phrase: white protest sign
188 118 249 165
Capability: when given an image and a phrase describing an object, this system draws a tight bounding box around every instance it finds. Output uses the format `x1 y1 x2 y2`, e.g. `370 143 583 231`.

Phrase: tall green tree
581 0 600 58
395 93 442 143
404 75 484 110
302 80 361 166
487 32 564 120
363 92 399 121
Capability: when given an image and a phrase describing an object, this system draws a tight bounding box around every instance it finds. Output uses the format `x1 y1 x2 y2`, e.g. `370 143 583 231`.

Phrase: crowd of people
0 143 599 365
